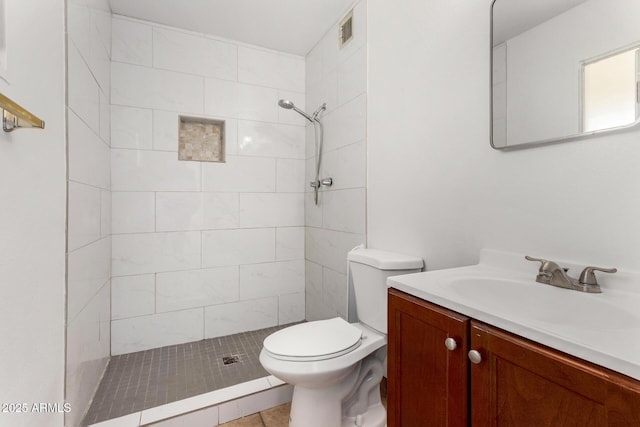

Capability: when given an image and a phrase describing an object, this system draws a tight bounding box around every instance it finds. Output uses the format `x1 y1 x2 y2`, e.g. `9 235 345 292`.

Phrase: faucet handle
525 255 547 266
578 266 617 286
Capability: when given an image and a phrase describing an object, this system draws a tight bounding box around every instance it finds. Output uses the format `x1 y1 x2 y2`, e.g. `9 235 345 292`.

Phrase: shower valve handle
310 180 320 188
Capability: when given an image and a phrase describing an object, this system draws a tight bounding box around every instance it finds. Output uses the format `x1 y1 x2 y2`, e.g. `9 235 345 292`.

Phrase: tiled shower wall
304 0 367 320
66 0 112 425
110 16 306 355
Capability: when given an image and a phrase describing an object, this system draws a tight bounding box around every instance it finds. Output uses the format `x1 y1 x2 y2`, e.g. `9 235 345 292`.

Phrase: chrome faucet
525 256 617 293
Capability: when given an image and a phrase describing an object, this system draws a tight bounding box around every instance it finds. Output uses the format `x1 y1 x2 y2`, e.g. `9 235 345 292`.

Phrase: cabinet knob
444 338 457 351
468 350 482 364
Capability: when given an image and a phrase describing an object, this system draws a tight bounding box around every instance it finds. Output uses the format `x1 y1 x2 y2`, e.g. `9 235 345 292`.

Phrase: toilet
259 247 423 427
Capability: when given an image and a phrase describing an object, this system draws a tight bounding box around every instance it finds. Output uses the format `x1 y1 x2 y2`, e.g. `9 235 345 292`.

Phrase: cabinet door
388 289 469 427
470 321 640 426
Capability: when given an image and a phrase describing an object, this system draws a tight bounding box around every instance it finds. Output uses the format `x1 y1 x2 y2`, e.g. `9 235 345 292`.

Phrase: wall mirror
491 0 640 149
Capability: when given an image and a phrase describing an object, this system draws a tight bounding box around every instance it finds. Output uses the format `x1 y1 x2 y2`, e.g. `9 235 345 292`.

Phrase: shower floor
83 324 292 425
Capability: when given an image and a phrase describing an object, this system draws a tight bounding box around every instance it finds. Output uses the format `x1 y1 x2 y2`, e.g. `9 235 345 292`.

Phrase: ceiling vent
339 9 354 48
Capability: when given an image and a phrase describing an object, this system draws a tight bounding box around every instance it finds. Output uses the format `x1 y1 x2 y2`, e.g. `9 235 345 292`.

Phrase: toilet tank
348 248 423 334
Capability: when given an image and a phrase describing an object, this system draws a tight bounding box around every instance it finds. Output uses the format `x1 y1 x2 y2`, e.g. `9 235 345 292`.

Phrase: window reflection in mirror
491 0 640 149
583 47 639 132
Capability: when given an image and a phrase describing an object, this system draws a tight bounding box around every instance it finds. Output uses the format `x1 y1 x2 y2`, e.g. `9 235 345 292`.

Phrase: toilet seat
263 318 362 362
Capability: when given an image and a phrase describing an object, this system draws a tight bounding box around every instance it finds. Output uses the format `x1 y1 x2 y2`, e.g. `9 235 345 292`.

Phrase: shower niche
178 115 225 162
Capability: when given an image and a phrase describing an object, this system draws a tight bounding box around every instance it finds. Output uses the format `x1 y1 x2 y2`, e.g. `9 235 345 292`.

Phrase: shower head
278 99 314 122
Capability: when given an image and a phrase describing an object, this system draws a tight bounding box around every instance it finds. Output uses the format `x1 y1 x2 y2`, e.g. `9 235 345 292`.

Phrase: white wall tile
204 297 277 339
99 90 111 144
111 105 153 149
323 268 347 318
153 27 237 80
202 228 275 268
239 260 305 300
217 384 293 424
111 274 155 320
112 62 204 113
68 42 101 134
276 227 304 261
111 149 201 192
202 155 275 193
337 46 366 106
305 227 363 274
237 120 305 159
323 94 366 152
112 192 155 234
101 189 111 236
322 188 366 234
204 79 278 122
69 112 110 190
111 17 152 66
155 192 203 232
152 110 179 151
111 308 204 355
321 141 365 190
306 70 337 117
238 47 305 92
239 193 304 228
304 192 323 227
146 405 219 427
112 231 201 276
202 192 240 230
278 292 305 324
276 158 305 193
68 237 111 321
156 267 239 313
68 181 102 251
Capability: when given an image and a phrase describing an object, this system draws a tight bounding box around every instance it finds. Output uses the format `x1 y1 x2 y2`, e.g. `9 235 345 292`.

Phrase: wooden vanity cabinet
387 288 470 427
388 288 640 427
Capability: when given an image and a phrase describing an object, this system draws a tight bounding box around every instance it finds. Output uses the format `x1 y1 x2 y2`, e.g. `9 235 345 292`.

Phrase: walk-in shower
278 99 330 205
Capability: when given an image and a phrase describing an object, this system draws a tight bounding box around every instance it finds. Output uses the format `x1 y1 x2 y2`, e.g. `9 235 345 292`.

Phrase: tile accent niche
179 115 225 162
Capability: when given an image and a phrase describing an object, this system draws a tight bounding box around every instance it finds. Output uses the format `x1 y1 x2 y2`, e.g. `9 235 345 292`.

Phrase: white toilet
259 248 423 427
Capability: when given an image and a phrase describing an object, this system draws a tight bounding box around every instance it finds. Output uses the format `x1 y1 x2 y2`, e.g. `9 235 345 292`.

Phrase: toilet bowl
259 248 423 427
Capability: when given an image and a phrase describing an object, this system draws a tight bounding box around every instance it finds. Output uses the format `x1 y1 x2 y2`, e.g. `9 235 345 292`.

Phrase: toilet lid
263 318 362 361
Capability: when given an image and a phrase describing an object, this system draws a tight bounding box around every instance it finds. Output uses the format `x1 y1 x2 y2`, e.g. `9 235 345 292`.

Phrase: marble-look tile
322 188 366 234
320 141 365 191
111 17 152 66
238 47 305 92
337 45 366 106
275 227 304 261
112 62 204 113
239 193 304 228
110 105 153 149
275 158 305 193
202 228 275 268
66 282 110 427
304 260 323 300
111 308 204 355
304 192 323 228
87 413 141 427
112 231 201 276
111 274 155 320
69 111 110 190
278 292 305 325
204 79 278 122
68 42 100 134
111 149 201 192
68 181 102 251
306 69 337 117
204 297 277 339
237 120 305 159
145 406 219 427
323 268 348 319
202 192 240 230
155 192 239 231
239 260 305 300
153 27 237 80
202 156 276 193
111 192 155 234
99 90 111 145
323 94 366 152
100 189 111 237
156 267 239 313
67 237 111 321
305 227 363 275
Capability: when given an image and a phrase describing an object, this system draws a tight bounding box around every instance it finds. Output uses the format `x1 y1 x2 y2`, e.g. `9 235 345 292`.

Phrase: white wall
65 0 112 425
304 0 367 320
367 0 640 276
110 16 306 355
0 1 66 427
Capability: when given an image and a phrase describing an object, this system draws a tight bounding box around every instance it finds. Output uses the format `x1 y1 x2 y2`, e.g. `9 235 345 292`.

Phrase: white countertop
387 249 640 381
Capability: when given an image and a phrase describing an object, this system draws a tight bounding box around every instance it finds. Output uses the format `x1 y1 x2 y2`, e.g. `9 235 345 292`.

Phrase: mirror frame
489 0 640 150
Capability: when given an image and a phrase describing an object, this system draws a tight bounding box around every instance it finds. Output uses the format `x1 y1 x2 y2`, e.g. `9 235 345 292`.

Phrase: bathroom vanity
386 250 640 426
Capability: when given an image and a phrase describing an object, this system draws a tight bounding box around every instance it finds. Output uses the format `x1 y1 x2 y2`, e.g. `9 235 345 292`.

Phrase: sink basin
446 276 637 330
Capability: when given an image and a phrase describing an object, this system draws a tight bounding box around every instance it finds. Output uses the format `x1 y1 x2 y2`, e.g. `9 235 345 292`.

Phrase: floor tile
260 402 291 427
218 413 265 427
